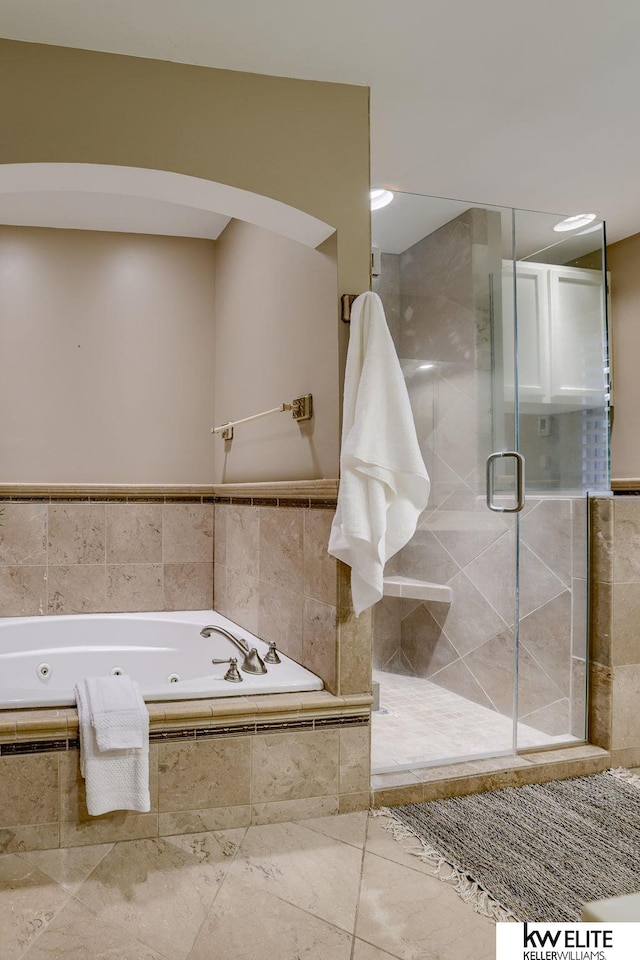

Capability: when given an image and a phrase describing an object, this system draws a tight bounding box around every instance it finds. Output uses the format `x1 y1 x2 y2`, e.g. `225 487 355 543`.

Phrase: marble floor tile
73 836 231 960
227 820 363 932
364 814 440 877
299 810 369 848
163 827 246 871
18 842 113 892
356 851 495 960
19 895 165 960
0 811 499 960
187 874 353 960
0 854 71 960
353 939 406 960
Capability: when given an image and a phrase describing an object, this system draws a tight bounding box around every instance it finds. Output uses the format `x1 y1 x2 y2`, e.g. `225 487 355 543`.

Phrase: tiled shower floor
372 669 577 772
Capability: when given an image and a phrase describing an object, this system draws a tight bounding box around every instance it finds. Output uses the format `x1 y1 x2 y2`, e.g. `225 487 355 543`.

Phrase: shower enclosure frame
370 193 610 773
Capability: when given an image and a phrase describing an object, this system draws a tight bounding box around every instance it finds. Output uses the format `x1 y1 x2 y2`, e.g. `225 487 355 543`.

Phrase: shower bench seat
382 576 453 603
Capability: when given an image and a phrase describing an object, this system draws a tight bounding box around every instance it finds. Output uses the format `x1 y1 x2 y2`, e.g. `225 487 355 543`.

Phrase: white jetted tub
0 609 323 708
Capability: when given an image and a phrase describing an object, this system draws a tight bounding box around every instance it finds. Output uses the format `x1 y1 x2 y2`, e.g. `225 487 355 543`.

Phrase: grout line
180 823 250 959
349 812 371 960
517 639 567 701
68 889 174 960
519 535 572 592
15 884 77 958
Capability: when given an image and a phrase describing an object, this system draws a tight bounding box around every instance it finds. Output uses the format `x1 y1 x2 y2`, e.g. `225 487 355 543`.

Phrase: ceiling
1 0 640 245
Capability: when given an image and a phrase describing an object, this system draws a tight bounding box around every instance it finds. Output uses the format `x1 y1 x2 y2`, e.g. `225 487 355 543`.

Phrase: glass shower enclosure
371 194 609 772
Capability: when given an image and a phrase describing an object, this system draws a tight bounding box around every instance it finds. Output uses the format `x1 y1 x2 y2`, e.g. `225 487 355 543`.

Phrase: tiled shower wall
373 499 586 736
0 500 214 616
373 209 586 736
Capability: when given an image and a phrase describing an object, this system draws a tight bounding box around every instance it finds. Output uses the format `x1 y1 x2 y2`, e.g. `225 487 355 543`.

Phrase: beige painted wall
607 232 640 480
0 226 216 483
0 39 370 301
213 221 339 481
0 39 370 484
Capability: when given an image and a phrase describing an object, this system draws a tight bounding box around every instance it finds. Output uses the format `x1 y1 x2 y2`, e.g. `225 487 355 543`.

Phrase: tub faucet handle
201 624 267 675
211 656 243 683
264 641 281 665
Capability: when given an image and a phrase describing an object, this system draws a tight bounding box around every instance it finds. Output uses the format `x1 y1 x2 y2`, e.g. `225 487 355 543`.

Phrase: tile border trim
0 713 369 755
611 479 640 492
0 692 373 752
0 480 339 505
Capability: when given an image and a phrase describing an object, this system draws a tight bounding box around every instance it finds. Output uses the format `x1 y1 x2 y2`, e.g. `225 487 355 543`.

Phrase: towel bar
211 394 312 441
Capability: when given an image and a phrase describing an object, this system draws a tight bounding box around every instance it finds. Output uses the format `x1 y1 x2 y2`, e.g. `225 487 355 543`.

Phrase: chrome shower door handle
486 451 525 513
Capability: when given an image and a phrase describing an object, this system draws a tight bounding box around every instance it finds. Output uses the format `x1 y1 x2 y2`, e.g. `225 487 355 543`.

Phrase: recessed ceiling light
417 363 435 370
553 213 598 233
575 222 603 236
370 189 394 211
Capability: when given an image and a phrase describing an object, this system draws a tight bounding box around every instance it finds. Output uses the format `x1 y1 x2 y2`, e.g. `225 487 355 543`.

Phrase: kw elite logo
522 922 612 959
496 922 638 960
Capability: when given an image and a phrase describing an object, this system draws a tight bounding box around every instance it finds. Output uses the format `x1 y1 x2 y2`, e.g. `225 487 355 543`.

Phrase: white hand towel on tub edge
328 291 430 616
75 679 150 817
85 674 146 751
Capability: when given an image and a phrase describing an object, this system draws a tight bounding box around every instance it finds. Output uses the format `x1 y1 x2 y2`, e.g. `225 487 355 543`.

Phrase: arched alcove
0 163 335 248
0 163 340 484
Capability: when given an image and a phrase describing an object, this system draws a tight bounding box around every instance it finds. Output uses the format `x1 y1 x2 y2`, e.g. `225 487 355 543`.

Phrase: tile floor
372 670 576 771
0 810 496 960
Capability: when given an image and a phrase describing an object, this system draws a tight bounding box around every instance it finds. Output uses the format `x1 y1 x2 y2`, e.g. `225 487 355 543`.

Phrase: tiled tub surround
213 491 372 698
0 493 215 617
0 691 371 853
0 482 375 850
0 480 371 703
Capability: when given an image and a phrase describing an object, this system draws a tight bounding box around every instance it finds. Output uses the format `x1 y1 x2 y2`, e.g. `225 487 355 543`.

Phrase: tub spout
200 625 267 675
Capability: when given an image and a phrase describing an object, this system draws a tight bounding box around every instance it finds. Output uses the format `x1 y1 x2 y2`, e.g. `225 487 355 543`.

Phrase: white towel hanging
85 674 146 751
328 291 430 615
75 677 150 817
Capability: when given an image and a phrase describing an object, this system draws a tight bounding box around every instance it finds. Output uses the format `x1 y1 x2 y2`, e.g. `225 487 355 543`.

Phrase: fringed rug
379 769 640 923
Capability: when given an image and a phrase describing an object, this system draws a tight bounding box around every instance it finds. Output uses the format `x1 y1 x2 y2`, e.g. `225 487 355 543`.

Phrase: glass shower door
369 192 608 773
512 211 609 751
371 194 522 769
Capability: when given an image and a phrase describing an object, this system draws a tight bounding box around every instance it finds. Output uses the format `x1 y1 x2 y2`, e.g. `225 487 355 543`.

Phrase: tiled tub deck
0 691 372 853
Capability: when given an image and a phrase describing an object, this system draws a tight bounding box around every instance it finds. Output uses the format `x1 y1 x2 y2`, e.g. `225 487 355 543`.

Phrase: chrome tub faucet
200 624 268 675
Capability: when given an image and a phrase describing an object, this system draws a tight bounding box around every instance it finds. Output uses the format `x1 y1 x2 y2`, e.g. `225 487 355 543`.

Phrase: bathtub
0 610 323 708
